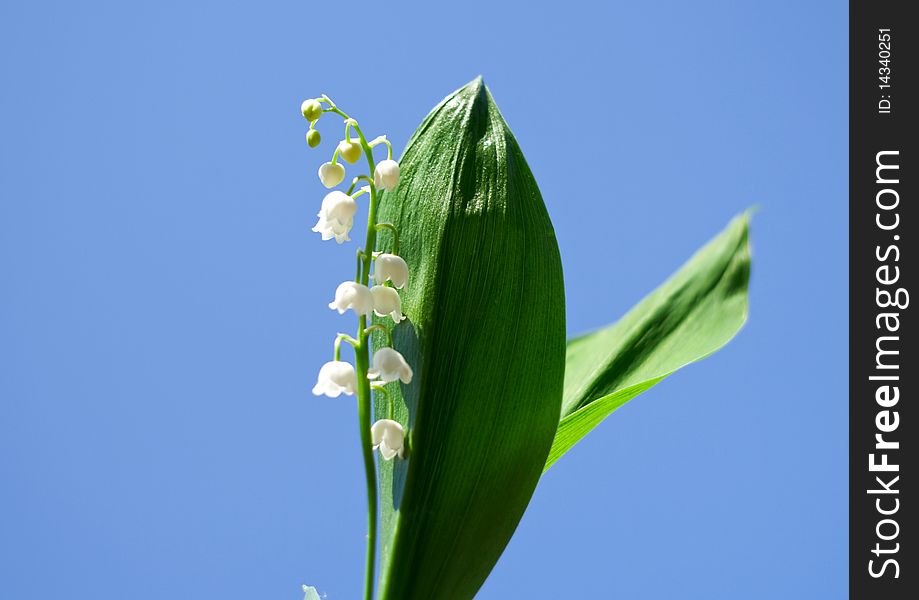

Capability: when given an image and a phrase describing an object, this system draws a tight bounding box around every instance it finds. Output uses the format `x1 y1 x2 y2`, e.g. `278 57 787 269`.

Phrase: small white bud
312 360 357 397
373 159 400 190
328 281 373 316
337 139 362 164
312 191 358 244
367 347 413 384
318 162 346 188
373 253 409 289
371 418 405 460
371 285 404 323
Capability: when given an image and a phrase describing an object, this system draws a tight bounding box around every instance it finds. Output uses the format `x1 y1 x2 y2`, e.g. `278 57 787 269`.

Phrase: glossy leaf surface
373 79 566 599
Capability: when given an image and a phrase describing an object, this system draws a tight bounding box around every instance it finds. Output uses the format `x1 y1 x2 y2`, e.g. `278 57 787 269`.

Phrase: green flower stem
352 340 376 600
372 384 394 420
375 223 400 255
363 324 393 347
357 142 380 600
367 135 393 161
327 100 382 600
348 175 374 196
333 333 358 361
355 250 365 283
354 134 389 162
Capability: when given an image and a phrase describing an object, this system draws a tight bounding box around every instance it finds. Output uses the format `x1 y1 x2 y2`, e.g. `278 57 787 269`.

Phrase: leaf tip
458 75 489 107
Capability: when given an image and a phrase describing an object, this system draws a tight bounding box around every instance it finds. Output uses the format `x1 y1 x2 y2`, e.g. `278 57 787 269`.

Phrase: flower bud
373 159 400 190
312 360 357 397
367 347 413 384
338 139 362 164
371 418 405 460
301 99 322 122
373 253 409 289
306 129 321 148
312 191 357 243
328 281 373 316
318 162 346 188
371 285 405 322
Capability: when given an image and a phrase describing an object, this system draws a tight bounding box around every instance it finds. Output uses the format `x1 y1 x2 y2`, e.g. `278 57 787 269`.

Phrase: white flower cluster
326 252 408 322
302 95 411 461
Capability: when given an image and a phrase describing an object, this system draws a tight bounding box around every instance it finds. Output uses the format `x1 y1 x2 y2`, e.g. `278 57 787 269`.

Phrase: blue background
0 1 847 598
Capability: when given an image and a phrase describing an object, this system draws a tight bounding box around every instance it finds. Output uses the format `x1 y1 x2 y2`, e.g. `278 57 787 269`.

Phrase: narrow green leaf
373 78 566 598
545 212 751 471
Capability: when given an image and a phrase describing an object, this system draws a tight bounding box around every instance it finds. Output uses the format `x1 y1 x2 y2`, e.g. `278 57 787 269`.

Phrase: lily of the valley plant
304 94 409 600
301 80 752 600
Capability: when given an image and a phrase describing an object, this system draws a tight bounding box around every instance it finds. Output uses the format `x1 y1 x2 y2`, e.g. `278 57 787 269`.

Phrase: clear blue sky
0 1 847 598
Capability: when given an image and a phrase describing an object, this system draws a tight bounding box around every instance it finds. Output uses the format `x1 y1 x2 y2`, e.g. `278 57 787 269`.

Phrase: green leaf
545 212 752 471
371 78 566 599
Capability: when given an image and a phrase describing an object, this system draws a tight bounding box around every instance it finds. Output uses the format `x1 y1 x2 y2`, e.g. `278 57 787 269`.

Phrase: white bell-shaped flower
373 253 409 289
328 281 373 316
312 191 357 244
373 159 400 190
370 285 404 323
367 347 413 384
371 419 405 460
312 360 357 397
318 161 345 188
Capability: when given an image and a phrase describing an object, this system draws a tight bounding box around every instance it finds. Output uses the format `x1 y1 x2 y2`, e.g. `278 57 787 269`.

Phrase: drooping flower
373 253 409 289
370 285 404 323
367 347 413 384
312 191 358 243
371 418 405 460
318 161 345 188
373 159 400 190
306 129 321 148
337 139 362 164
328 281 373 316
312 360 357 397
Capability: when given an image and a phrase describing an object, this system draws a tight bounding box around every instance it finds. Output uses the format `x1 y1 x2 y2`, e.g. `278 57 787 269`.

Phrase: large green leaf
372 78 566 598
545 213 751 471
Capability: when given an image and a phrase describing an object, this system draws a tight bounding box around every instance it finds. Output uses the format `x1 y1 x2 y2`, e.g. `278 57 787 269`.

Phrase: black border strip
850 1 915 596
